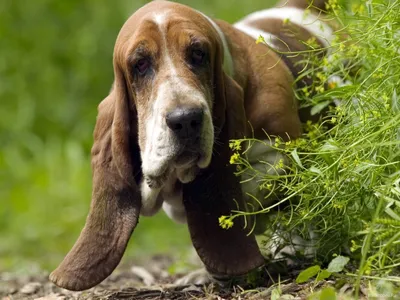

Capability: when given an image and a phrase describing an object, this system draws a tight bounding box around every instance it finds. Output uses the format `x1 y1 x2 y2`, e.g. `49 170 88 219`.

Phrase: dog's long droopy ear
183 45 264 277
49 64 141 291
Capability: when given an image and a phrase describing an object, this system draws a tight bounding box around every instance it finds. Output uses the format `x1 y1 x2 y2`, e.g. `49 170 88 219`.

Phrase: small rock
181 285 202 293
0 284 18 295
340 283 352 294
34 293 66 300
20 282 42 295
279 295 297 299
131 266 155 286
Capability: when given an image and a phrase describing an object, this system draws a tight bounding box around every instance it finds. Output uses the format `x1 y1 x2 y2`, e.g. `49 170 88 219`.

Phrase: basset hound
50 0 335 291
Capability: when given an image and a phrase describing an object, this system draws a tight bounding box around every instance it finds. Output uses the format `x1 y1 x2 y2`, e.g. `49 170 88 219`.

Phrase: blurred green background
0 0 277 273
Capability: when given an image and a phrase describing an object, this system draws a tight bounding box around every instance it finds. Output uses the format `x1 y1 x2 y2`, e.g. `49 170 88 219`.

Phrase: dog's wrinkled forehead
113 1 222 69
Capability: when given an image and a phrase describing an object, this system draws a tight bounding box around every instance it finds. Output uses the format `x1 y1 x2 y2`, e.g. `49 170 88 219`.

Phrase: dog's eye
135 58 151 75
191 49 205 65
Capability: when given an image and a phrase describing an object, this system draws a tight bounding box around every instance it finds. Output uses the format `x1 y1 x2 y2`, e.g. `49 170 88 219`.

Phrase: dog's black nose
166 107 203 139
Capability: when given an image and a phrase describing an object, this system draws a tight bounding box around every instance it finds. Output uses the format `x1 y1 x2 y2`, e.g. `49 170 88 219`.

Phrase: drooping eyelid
128 45 153 66
126 45 156 80
188 38 210 52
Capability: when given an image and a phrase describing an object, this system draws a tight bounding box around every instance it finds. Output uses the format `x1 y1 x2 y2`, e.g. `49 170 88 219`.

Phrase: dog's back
234 0 333 124
234 0 332 81
277 0 327 10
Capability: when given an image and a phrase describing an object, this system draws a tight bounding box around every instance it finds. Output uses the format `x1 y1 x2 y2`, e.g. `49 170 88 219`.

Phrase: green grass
0 0 277 273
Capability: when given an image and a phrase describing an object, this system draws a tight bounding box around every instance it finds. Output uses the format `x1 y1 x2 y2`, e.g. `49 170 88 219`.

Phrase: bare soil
0 255 363 300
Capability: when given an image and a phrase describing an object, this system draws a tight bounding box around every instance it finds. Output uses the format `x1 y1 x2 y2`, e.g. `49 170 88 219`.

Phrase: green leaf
310 100 330 116
316 269 332 281
320 139 339 152
296 265 320 283
309 166 322 174
319 287 337 300
271 288 281 300
327 256 350 273
392 89 399 113
291 149 303 168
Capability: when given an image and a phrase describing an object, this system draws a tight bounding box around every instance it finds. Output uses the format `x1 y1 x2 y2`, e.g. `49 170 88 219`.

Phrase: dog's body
50 0 334 291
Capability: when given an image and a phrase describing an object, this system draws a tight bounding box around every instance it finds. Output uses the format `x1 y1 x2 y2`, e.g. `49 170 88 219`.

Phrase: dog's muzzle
166 107 204 168
166 107 204 140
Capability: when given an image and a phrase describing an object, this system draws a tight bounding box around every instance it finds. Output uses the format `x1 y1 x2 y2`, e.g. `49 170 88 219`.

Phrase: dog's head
49 1 262 291
118 1 240 189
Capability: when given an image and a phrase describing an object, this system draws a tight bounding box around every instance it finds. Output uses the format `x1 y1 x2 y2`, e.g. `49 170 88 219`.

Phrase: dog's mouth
170 136 203 167
142 132 212 188
173 149 200 168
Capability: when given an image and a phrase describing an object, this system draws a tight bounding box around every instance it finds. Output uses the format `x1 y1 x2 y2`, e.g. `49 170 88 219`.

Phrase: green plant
296 255 350 283
224 0 400 292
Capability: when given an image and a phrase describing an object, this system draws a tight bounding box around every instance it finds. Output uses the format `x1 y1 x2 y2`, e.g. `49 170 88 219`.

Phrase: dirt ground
0 255 364 300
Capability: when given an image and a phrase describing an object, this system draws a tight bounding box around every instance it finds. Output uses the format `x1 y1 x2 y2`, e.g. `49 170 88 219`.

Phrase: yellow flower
352 4 365 15
348 44 361 56
274 137 282 148
229 140 242 151
219 215 234 229
328 81 337 89
302 86 311 97
230 153 240 164
219 215 226 223
372 110 381 118
316 72 327 81
295 138 307 148
350 240 359 252
256 35 265 44
327 0 338 10
333 202 343 209
306 37 318 48
276 158 285 169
